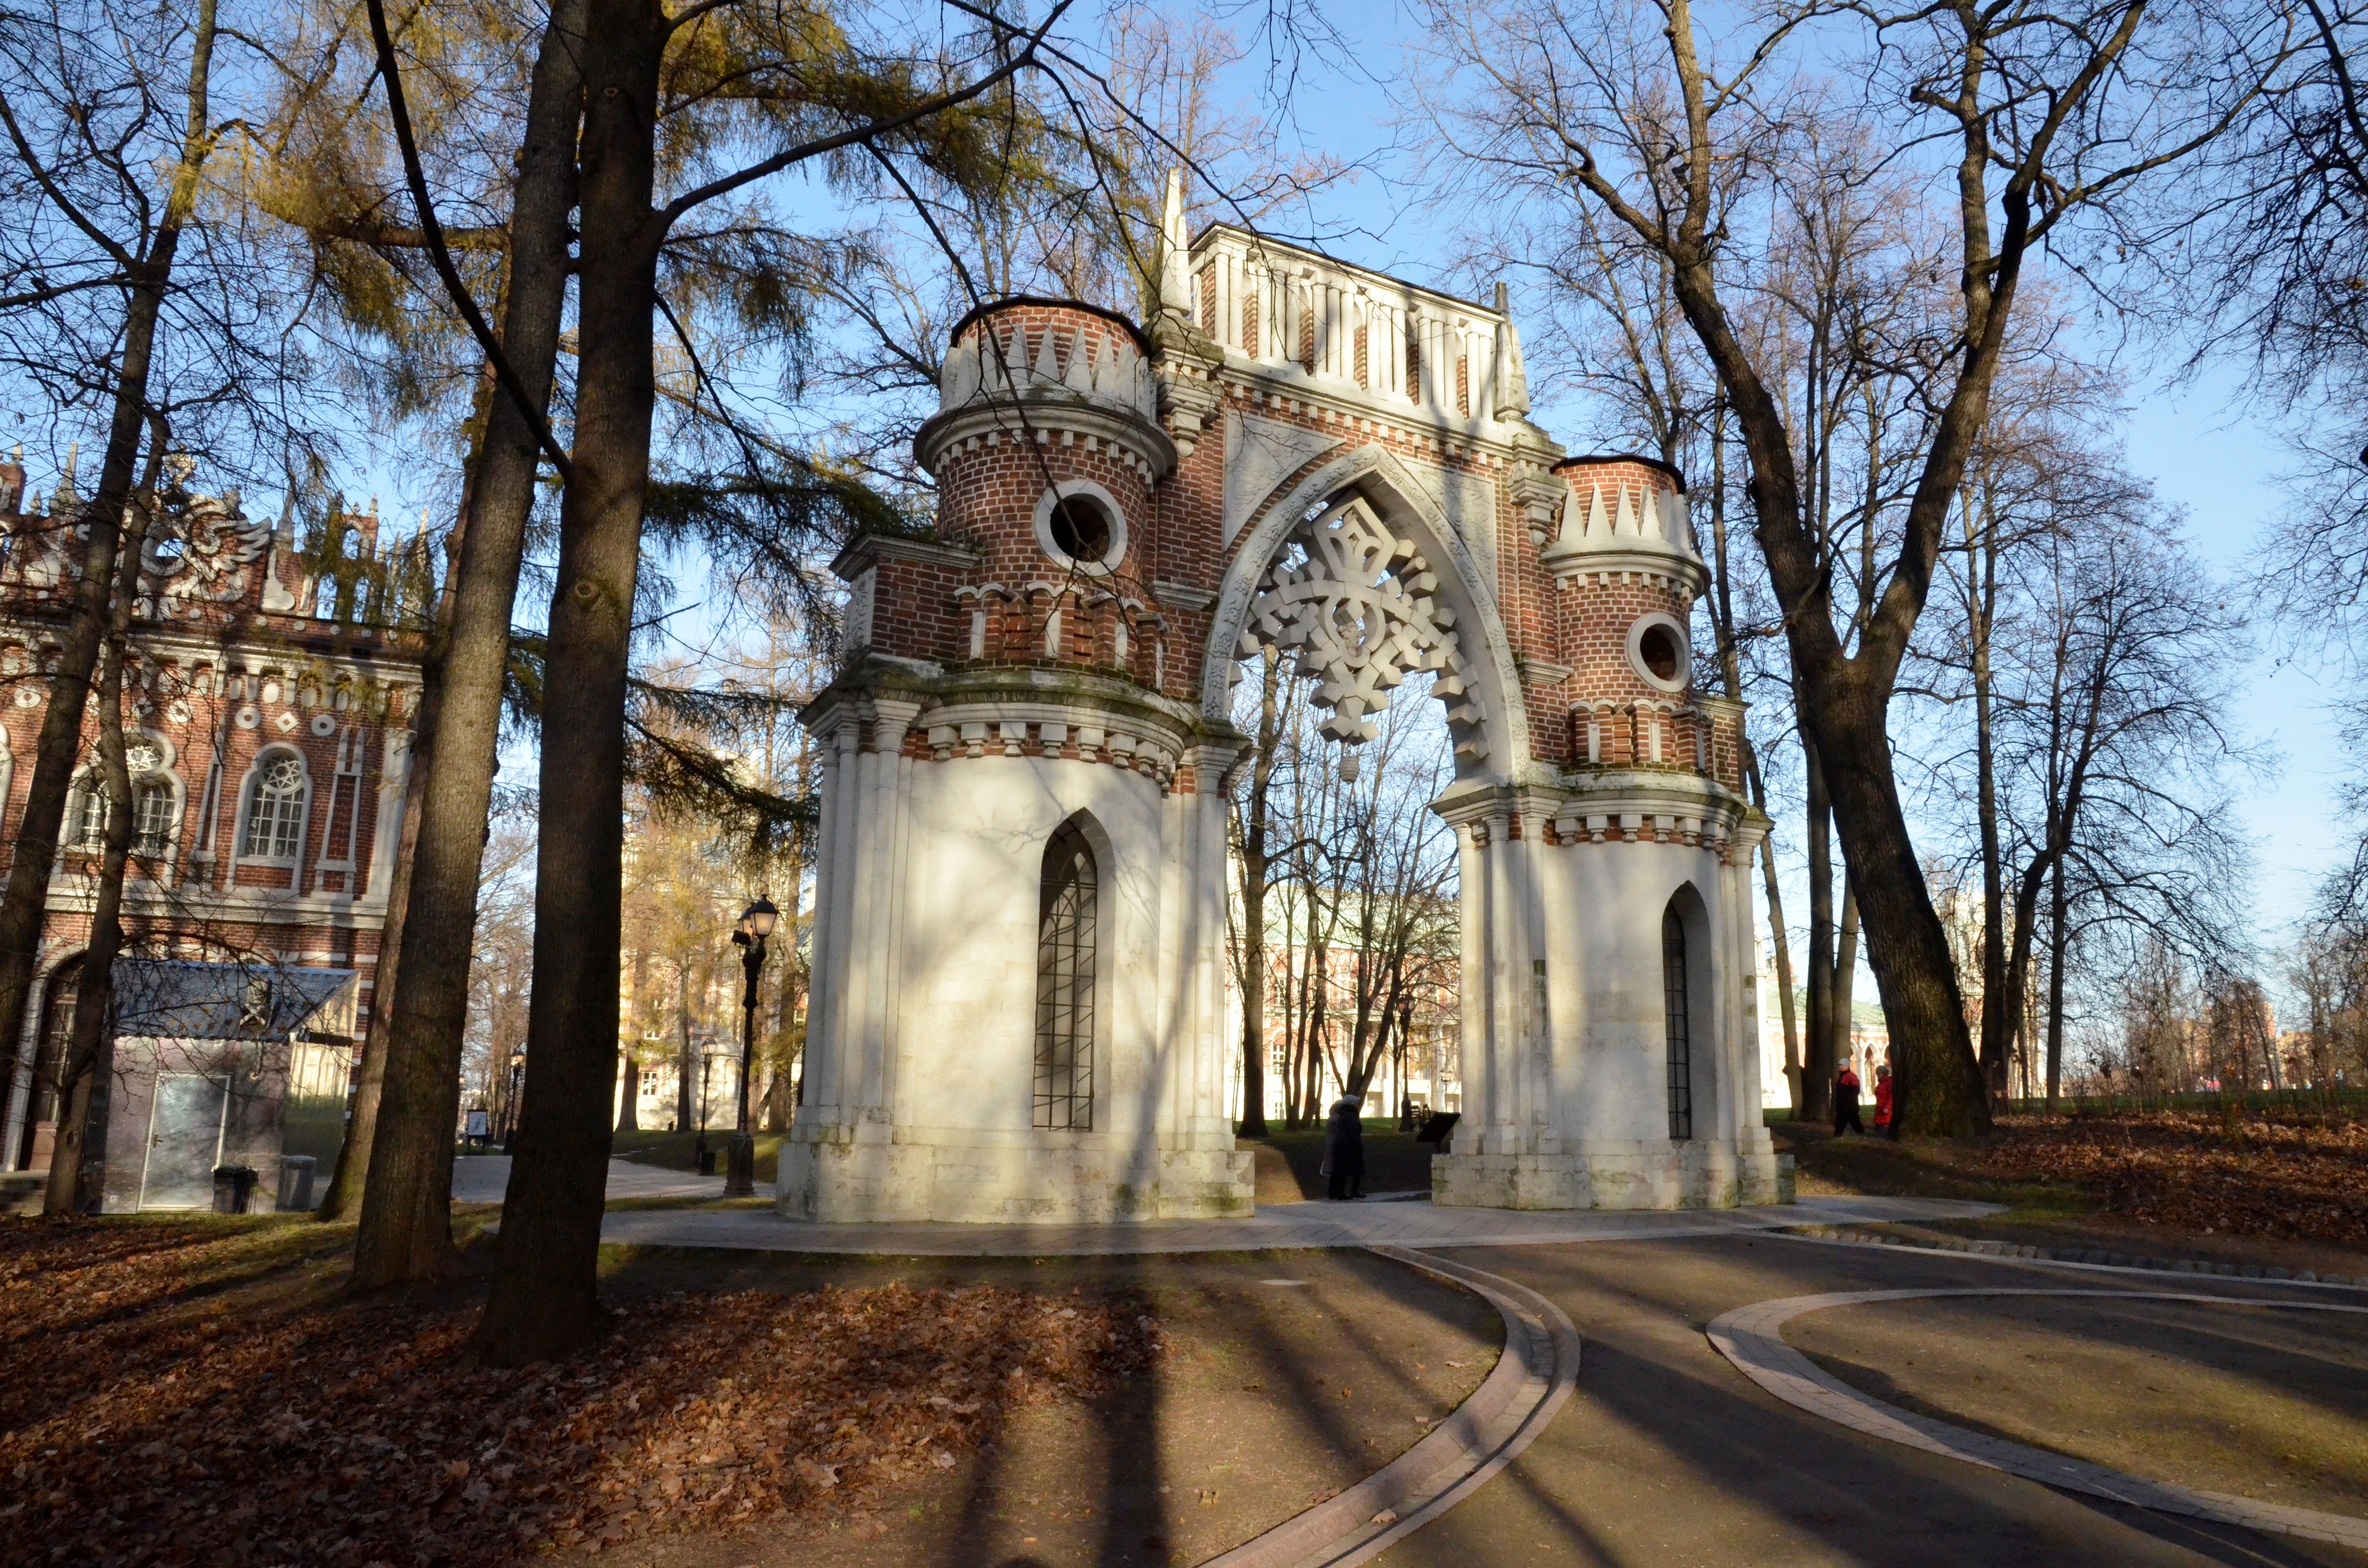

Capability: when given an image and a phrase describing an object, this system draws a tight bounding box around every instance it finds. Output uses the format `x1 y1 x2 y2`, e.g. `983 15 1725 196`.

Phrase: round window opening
1639 622 1685 683
1048 495 1114 564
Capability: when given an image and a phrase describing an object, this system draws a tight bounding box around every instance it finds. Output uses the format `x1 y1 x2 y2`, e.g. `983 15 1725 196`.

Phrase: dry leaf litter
1975 1108 2368 1247
0 1218 1160 1566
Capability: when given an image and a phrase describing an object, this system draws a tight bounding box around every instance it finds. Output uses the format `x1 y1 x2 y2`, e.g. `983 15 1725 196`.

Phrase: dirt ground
570 1247 1500 1568
1789 1292 2368 1520
0 1217 1498 1568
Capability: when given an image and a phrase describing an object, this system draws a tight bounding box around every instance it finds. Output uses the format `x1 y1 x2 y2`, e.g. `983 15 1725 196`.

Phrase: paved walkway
1206 1249 1582 1568
1708 1286 2368 1553
591 1193 1998 1255
449 1155 725 1206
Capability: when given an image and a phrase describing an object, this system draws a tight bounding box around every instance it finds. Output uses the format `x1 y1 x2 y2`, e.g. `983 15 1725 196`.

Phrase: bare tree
0 0 230 1089
1417 0 2275 1133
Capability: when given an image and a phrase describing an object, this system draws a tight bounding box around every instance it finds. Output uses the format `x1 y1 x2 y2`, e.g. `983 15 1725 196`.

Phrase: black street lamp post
502 1046 525 1153
726 895 778 1197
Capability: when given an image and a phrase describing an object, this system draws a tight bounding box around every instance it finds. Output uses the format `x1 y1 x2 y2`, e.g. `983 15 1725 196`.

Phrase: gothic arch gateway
780 181 1782 1223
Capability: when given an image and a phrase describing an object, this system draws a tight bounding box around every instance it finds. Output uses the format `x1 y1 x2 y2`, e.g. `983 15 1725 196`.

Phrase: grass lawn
609 1127 785 1182
1238 1118 1434 1201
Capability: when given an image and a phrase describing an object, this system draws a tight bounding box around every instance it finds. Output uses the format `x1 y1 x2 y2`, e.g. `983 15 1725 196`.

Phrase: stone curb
1198 1247 1581 1568
1778 1225 2368 1288
1706 1287 2368 1551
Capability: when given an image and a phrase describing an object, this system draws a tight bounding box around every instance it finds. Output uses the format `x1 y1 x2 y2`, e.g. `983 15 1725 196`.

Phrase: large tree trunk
318 671 425 1220
473 0 665 1363
1814 684 1992 1136
1970 518 2010 1103
41 480 152 1216
618 948 647 1134
1235 657 1282 1137
350 0 585 1288
1800 739 1837 1123
2045 850 2069 1112
1831 874 1861 1072
0 0 213 1097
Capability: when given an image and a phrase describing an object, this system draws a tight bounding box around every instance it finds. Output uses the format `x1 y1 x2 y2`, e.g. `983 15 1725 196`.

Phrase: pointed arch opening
1034 819 1099 1131
1662 898 1693 1140
19 956 81 1169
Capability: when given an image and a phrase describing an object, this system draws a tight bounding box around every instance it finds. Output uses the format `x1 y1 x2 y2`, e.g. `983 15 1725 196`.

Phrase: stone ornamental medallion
274 710 300 734
309 712 337 737
1240 496 1486 759
234 704 260 730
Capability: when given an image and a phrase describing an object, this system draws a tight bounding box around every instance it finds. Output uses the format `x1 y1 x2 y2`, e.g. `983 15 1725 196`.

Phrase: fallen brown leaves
1973 1108 2368 1248
0 1218 1159 1567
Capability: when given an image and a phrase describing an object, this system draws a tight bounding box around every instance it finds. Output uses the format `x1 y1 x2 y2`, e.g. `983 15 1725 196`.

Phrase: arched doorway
18 958 80 1171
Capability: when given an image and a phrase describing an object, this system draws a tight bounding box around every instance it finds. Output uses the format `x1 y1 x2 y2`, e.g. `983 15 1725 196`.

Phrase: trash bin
276 1155 317 1212
211 1164 259 1214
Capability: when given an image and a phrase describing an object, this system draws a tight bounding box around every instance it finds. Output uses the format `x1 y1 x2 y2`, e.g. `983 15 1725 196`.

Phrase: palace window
133 778 176 858
1663 902 1693 1140
1033 821 1098 1132
67 782 107 851
239 751 309 861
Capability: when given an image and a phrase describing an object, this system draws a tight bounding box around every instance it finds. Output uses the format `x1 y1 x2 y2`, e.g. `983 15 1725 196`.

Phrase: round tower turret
1547 454 1711 770
913 299 1176 679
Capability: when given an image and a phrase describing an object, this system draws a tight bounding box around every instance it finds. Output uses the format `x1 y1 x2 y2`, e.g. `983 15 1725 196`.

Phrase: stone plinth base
1432 1139 1784 1211
776 1130 1254 1224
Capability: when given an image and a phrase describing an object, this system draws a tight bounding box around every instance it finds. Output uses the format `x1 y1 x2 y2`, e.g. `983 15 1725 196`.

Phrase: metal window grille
1034 822 1098 1131
240 754 306 860
1663 904 1693 1140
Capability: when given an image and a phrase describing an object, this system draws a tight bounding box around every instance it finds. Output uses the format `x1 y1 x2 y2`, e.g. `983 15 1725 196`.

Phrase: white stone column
1511 804 1558 1154
1483 807 1524 1148
1152 773 1190 1145
811 718 862 1120
872 700 920 1129
1454 819 1494 1146
853 703 916 1131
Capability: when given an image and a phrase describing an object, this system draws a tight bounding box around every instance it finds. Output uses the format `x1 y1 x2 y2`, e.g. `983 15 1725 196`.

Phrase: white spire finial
1492 282 1531 417
1156 167 1192 320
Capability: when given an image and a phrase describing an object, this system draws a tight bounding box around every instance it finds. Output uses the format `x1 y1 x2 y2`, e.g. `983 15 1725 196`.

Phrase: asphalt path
1370 1236 2368 1568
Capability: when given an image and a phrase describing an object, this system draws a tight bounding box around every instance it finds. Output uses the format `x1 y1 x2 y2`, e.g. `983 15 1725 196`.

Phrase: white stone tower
779 297 1253 1223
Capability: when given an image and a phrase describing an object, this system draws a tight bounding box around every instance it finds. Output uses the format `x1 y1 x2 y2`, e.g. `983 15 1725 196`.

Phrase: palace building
0 455 422 1212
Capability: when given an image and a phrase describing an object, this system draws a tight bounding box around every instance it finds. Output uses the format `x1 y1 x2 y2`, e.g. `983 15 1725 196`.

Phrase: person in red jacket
1834 1062 1866 1136
1873 1062 1895 1137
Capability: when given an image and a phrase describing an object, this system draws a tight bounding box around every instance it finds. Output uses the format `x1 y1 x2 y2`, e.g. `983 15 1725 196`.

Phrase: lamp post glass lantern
725 895 777 1195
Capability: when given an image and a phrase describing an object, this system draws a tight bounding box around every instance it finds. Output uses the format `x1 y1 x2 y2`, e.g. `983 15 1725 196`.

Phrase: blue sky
311 0 2340 1009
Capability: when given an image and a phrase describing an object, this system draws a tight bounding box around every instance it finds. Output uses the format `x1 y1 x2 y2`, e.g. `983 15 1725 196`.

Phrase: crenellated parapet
919 298 1173 483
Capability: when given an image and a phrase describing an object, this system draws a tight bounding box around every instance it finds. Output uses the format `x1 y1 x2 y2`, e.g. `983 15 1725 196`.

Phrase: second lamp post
725 895 778 1197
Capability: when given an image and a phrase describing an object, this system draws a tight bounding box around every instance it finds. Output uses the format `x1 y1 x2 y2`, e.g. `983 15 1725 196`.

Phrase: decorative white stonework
938 314 1156 421
1221 410 1343 544
1542 461 1706 594
1240 495 1486 759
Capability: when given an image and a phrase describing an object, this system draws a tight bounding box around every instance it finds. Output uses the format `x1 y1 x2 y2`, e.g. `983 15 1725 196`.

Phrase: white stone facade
783 178 1780 1223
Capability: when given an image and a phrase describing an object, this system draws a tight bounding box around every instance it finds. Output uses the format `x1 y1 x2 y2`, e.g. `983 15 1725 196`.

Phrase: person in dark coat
1834 1063 1866 1137
1322 1097 1366 1200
